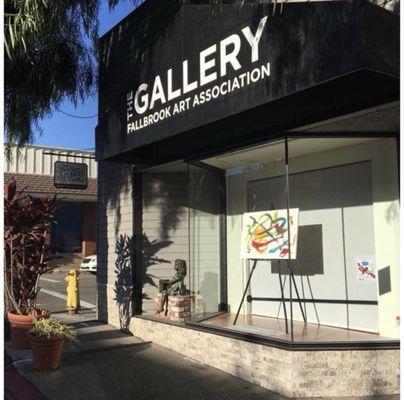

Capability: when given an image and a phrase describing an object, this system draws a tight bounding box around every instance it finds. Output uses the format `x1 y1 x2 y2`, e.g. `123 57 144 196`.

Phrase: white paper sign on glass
240 209 299 260
355 255 376 283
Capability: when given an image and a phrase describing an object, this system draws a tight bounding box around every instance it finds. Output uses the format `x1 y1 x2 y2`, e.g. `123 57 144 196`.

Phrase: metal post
285 137 294 341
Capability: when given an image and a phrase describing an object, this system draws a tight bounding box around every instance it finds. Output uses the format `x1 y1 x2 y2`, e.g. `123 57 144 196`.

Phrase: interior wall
248 161 377 332
288 138 399 338
226 138 399 338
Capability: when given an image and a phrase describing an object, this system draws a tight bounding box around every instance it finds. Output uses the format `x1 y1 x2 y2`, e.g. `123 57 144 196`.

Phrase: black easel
277 262 289 333
233 258 307 330
285 263 307 323
233 259 258 325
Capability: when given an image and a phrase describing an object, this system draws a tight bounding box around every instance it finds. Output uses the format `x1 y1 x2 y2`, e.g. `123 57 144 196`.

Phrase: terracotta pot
29 335 66 370
7 310 50 349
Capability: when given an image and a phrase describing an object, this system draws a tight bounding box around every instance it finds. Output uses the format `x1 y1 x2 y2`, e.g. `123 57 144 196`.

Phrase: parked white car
80 255 97 274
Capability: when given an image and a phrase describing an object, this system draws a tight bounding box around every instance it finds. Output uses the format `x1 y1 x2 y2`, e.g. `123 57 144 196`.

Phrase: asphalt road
36 272 97 317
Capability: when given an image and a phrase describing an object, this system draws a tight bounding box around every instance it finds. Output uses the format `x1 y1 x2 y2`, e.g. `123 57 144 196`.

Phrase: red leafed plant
4 178 57 315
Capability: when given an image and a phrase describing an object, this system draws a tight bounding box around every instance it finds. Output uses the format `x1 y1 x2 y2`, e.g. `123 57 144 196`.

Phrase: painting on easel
240 209 299 260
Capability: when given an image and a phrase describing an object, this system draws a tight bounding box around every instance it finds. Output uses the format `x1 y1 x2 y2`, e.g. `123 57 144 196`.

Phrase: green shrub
29 318 77 341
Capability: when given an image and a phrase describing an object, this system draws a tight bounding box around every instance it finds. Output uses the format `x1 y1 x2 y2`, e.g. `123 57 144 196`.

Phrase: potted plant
4 178 57 348
28 317 76 370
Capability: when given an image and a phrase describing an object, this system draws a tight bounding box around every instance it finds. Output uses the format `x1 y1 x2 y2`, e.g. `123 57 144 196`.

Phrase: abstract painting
240 209 299 260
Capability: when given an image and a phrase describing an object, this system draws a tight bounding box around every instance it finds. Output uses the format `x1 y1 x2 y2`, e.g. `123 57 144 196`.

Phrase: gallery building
4 145 97 257
96 0 400 397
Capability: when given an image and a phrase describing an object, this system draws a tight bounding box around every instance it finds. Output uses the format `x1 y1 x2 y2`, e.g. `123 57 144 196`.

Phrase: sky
33 0 137 151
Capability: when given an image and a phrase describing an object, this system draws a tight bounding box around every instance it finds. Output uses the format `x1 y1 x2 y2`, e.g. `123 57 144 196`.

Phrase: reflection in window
141 162 222 319
199 136 399 342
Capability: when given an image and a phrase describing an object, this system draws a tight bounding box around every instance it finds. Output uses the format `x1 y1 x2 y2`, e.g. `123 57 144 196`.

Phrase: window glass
141 161 223 320
188 164 222 315
141 162 190 316
197 135 399 342
51 202 83 253
203 139 292 338
287 137 400 339
140 136 399 342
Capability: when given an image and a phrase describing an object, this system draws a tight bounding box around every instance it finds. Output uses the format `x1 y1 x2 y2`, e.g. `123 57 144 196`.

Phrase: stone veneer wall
129 317 400 398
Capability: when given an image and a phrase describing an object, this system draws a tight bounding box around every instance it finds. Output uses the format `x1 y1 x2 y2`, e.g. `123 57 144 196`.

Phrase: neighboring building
96 1 399 398
4 145 97 257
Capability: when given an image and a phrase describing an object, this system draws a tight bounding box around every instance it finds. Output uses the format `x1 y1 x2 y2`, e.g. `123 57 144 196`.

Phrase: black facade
96 0 398 165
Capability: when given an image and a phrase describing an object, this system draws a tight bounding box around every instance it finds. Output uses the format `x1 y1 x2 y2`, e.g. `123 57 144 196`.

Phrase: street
36 272 96 317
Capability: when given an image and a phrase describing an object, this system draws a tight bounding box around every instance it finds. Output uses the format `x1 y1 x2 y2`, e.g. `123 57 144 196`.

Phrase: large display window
140 162 223 320
139 135 399 343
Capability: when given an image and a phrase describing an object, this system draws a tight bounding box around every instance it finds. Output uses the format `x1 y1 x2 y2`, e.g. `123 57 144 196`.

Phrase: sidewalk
4 316 400 400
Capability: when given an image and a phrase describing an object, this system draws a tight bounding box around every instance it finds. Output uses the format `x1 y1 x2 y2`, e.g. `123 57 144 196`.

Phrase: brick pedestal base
168 295 192 322
154 294 206 322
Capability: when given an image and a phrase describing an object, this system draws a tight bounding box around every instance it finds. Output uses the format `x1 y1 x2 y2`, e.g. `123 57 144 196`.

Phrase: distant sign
54 161 88 189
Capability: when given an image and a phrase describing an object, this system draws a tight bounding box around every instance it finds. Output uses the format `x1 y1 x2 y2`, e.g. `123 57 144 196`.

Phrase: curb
5 365 47 400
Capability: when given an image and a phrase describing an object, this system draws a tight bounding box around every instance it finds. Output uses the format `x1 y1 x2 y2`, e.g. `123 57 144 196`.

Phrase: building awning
96 0 399 165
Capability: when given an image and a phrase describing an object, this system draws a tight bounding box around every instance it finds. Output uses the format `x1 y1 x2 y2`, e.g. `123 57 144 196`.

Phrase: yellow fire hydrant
65 269 80 314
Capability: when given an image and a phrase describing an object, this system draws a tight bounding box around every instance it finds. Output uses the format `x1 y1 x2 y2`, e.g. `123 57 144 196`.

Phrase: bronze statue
158 259 187 315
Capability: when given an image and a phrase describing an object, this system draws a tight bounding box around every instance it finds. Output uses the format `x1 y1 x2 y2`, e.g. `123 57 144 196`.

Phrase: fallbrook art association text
126 15 270 133
127 62 270 133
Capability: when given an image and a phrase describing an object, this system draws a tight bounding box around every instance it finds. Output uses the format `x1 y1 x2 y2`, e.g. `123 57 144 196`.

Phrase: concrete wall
129 317 400 398
97 161 133 329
